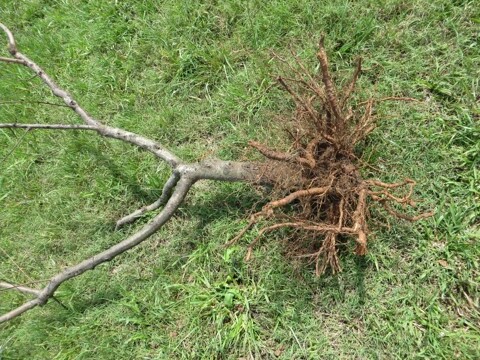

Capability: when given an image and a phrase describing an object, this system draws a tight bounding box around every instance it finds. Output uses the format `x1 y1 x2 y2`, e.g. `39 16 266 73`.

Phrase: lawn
0 0 479 359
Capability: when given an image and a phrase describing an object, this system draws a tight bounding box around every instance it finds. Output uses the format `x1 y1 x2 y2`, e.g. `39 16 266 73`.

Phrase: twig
0 281 40 296
288 49 327 102
0 56 25 64
0 123 98 130
352 188 368 255
115 172 180 228
0 23 181 167
342 57 362 106
0 177 194 323
0 23 16 54
263 185 331 211
382 203 434 222
366 178 415 189
0 100 69 108
249 140 320 168
0 123 182 167
317 36 345 130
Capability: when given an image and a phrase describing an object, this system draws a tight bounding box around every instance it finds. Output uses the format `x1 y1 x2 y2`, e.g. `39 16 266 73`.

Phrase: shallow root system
229 37 433 275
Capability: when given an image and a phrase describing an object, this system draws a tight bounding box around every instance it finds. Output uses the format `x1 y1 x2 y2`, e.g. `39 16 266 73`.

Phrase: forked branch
0 23 270 323
0 177 193 323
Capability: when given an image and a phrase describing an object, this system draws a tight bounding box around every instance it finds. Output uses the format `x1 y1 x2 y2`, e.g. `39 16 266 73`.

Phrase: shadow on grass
67 136 157 202
55 142 373 317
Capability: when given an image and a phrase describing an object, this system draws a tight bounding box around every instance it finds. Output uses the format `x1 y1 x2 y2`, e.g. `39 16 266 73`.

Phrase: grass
0 0 478 358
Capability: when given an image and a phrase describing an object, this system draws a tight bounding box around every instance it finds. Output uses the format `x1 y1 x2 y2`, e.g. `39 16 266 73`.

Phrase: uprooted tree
0 23 433 323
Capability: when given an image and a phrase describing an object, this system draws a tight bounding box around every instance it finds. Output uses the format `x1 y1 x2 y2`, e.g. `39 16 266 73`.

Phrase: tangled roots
229 37 433 275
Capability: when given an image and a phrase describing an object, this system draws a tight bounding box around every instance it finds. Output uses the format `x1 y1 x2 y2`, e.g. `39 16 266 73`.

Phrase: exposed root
229 37 433 275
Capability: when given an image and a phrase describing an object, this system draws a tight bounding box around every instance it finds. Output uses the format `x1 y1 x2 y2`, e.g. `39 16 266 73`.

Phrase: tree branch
0 23 16 54
0 281 41 296
0 300 40 323
0 23 278 323
0 56 25 64
0 123 98 130
0 176 194 323
0 100 69 107
115 172 181 228
0 23 181 167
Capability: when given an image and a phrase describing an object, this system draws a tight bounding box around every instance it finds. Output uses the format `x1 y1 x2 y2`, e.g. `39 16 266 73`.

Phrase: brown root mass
230 37 433 275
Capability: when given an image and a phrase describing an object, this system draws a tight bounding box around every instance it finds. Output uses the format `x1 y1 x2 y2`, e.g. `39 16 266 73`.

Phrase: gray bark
0 22 275 323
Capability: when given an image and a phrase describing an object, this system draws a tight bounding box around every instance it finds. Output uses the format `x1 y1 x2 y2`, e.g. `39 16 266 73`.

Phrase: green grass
0 0 479 358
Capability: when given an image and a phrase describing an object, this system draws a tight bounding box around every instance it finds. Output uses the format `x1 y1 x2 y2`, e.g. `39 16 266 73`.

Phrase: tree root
230 37 433 275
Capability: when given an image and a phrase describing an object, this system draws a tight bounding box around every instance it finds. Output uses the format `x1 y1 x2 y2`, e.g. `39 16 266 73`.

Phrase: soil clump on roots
229 37 433 275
